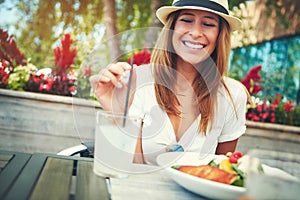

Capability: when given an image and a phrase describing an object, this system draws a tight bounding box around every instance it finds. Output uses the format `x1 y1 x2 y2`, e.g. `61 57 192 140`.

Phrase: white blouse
129 65 247 165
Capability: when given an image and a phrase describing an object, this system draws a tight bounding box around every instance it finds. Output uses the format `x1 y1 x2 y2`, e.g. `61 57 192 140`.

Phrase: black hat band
173 0 229 15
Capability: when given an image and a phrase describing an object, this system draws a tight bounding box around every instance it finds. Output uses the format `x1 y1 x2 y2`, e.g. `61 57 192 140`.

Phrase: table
0 151 206 200
0 151 110 200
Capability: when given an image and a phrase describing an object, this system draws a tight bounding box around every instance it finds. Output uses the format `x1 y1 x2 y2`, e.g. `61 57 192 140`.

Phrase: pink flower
83 66 92 77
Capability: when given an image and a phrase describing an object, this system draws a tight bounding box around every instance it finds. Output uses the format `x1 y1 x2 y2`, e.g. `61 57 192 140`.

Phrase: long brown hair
151 10 232 134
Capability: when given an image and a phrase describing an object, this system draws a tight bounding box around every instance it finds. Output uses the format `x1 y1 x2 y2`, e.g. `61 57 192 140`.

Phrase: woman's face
172 9 220 65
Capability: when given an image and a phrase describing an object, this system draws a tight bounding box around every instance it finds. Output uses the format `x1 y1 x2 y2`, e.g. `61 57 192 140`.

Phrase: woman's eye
180 18 192 23
203 22 216 27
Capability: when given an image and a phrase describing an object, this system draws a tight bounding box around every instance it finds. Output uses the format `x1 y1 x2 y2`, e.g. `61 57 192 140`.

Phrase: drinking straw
122 57 134 126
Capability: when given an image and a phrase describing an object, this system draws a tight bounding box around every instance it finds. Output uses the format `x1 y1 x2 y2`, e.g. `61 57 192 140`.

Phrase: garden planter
237 121 300 154
0 89 101 154
1 88 300 155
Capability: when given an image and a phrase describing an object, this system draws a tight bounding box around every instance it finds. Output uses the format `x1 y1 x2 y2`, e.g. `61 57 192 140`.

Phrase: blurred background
0 0 299 155
0 0 299 125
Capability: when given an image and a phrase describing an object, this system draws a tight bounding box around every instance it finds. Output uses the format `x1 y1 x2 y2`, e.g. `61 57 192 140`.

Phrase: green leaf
208 160 219 167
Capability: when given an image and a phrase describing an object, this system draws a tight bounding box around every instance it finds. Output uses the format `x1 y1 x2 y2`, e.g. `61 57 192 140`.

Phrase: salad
172 151 264 187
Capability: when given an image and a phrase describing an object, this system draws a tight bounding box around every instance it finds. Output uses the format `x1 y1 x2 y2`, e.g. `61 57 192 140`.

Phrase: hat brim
156 6 242 32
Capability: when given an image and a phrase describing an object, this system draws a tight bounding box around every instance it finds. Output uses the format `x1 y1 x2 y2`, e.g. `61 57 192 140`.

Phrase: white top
129 65 247 165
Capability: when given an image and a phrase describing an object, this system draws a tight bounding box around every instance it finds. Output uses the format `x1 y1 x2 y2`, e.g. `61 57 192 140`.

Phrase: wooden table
0 151 206 200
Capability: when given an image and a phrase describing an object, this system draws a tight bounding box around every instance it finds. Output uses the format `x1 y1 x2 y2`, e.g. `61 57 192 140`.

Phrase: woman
90 0 248 165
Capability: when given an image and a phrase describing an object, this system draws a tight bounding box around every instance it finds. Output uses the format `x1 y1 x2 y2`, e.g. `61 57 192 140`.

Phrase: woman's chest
169 95 200 141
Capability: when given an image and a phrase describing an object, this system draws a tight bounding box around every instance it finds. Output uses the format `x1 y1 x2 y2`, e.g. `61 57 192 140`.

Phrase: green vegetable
208 160 219 167
231 164 245 187
231 176 244 187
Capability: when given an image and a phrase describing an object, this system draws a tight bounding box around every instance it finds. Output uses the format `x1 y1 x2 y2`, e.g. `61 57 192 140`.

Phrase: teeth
184 41 204 49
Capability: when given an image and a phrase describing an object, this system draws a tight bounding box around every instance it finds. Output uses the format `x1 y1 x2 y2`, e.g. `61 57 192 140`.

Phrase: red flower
252 115 260 121
272 99 281 107
69 86 75 92
272 94 283 108
127 48 151 66
46 78 54 85
62 75 68 81
270 112 276 123
241 65 263 95
246 112 259 121
283 101 294 113
32 75 40 83
53 34 77 75
0 60 10 87
38 77 54 92
0 29 27 69
256 103 262 113
260 112 269 120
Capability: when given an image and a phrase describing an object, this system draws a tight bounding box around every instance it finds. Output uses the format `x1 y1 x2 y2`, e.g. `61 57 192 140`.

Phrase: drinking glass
245 149 300 199
93 111 143 178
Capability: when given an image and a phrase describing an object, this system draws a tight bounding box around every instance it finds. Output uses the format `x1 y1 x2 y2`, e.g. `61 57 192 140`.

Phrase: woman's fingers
90 62 133 90
89 62 137 112
89 74 102 89
101 69 120 86
108 62 132 75
102 62 133 87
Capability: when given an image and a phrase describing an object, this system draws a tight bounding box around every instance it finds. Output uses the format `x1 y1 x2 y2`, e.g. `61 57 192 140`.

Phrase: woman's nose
189 24 203 38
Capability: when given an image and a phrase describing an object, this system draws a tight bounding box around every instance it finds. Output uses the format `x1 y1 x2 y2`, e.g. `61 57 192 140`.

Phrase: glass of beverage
245 149 300 199
93 111 143 178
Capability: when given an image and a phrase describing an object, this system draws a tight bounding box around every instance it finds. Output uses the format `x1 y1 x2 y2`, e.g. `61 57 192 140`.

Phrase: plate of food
156 152 247 200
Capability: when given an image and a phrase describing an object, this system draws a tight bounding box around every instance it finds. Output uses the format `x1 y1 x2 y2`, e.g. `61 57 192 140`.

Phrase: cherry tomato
227 151 243 163
229 156 238 163
232 151 243 159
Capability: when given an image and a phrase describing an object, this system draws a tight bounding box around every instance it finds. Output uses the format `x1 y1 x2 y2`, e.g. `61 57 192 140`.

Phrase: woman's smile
183 41 205 49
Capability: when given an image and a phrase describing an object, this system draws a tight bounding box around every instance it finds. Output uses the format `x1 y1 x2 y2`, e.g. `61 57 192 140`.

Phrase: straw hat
156 0 242 32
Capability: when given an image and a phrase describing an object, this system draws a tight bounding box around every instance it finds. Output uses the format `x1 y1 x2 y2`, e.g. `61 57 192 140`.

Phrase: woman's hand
90 62 136 112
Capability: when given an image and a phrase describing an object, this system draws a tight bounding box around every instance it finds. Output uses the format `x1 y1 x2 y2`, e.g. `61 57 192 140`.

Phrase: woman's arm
215 139 238 155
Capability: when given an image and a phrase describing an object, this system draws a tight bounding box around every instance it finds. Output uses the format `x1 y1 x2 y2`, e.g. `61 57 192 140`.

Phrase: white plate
156 152 246 200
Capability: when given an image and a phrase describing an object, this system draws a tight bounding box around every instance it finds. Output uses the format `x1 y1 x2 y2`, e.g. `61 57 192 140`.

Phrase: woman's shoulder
221 77 248 100
224 77 246 91
135 64 154 85
134 64 155 97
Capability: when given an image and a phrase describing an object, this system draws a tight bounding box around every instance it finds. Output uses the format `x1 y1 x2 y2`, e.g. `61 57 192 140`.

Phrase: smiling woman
90 0 248 166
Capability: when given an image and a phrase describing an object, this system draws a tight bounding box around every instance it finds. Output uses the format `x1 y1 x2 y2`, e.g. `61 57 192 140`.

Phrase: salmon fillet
176 165 237 184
